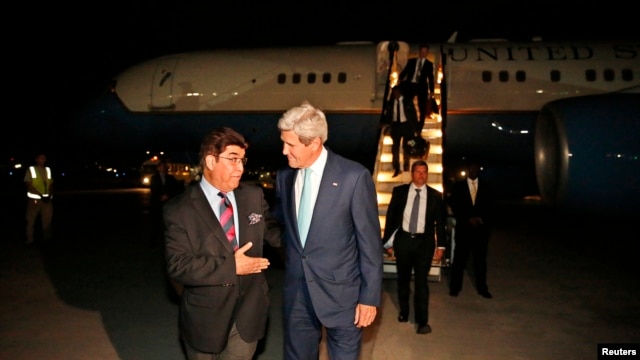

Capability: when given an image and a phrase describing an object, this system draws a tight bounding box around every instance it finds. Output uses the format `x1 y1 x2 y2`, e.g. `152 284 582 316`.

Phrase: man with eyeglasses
163 127 282 359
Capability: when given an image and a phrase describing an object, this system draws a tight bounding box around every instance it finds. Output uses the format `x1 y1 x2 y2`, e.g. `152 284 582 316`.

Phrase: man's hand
354 304 377 328
234 242 270 275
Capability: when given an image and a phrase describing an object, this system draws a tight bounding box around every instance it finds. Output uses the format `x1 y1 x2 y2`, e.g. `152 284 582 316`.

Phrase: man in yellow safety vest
24 152 54 244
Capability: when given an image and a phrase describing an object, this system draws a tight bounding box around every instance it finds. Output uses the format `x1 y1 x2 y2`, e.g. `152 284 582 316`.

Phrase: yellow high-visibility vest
26 166 52 200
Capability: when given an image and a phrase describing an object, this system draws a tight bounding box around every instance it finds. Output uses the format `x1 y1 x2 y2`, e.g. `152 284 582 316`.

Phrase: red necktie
218 192 238 251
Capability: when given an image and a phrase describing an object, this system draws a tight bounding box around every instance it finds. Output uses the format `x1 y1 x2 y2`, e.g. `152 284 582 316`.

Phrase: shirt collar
200 178 235 206
304 146 328 178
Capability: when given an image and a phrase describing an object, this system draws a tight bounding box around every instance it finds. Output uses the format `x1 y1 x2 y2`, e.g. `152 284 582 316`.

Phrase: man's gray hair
278 101 328 145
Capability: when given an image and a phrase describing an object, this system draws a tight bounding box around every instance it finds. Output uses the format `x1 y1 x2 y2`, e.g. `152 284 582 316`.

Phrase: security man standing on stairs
383 85 420 177
398 43 436 129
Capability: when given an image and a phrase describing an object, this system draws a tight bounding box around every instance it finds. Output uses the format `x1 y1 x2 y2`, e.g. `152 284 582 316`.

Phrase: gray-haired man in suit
274 102 383 360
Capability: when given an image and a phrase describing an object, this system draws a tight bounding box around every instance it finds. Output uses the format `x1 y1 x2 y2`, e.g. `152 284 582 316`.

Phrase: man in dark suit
398 43 436 129
163 127 281 359
149 158 182 248
382 160 447 335
274 102 383 360
447 159 494 299
383 85 420 177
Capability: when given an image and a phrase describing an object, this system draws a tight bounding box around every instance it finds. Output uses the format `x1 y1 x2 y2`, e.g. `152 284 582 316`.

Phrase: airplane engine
534 93 640 216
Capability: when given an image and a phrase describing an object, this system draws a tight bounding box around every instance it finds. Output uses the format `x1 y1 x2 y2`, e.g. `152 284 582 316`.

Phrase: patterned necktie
218 191 238 251
298 168 313 247
409 189 421 233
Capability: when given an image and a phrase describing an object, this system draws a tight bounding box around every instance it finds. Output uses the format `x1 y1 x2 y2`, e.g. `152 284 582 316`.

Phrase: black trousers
393 230 436 325
449 225 490 294
390 121 415 171
402 82 430 126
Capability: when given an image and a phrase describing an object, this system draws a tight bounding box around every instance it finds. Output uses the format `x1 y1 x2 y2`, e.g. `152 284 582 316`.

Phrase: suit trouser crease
283 276 362 360
390 122 415 171
450 229 489 293
394 232 434 325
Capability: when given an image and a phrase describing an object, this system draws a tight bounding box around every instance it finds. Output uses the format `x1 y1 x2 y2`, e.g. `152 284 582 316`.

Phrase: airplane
70 36 640 215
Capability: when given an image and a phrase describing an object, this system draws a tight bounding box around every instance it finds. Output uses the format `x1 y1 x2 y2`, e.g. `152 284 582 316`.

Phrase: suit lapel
308 152 349 239
396 185 410 231
283 168 298 229
280 167 303 248
189 184 235 251
425 187 434 221
233 185 259 249
234 185 248 248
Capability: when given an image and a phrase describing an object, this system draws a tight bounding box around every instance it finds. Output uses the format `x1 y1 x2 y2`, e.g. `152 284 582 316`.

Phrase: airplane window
585 69 596 82
307 73 316 84
277 74 286 84
516 70 526 82
293 73 301 84
338 72 347 83
322 73 331 83
499 71 509 82
482 71 492 82
603 69 615 81
550 70 561 82
622 69 633 81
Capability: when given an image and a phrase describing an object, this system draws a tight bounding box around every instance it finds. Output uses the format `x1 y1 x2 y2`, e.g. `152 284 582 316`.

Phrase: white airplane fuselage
73 39 640 213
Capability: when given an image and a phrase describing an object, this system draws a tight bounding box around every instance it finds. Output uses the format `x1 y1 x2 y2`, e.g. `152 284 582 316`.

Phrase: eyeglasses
216 156 248 166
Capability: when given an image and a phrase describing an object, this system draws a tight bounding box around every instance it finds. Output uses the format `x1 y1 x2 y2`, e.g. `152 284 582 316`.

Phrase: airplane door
376 41 410 100
150 59 178 110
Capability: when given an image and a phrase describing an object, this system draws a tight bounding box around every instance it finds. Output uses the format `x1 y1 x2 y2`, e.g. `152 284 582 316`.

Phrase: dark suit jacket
399 57 435 94
163 182 281 353
382 95 419 131
448 178 494 237
382 184 446 247
274 149 383 328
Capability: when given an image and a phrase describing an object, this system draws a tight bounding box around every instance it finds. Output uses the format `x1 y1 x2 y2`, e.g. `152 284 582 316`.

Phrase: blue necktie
298 168 313 247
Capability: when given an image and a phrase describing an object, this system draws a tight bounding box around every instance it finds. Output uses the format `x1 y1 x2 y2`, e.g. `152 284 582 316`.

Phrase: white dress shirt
295 147 327 218
403 183 427 233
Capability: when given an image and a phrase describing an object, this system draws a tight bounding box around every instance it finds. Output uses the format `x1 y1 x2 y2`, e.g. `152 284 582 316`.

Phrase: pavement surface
1 186 639 359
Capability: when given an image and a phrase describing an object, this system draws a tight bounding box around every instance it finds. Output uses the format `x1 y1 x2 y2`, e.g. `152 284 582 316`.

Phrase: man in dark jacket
448 160 495 299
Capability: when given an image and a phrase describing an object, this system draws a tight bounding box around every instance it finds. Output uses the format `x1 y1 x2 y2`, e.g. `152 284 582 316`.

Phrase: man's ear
311 137 322 151
205 155 217 170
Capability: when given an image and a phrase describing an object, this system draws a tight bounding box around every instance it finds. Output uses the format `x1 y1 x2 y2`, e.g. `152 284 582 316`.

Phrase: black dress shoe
392 169 401 177
449 290 459 297
479 291 493 299
417 324 432 334
397 314 408 322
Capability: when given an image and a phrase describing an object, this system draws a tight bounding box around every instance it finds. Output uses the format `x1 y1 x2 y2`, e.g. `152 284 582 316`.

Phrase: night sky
6 1 636 158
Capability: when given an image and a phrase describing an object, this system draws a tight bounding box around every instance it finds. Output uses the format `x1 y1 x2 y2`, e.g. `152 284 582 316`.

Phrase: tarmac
1 186 639 360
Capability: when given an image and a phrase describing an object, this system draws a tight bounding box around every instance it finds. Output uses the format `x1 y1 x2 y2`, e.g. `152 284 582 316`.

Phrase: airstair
373 51 447 280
